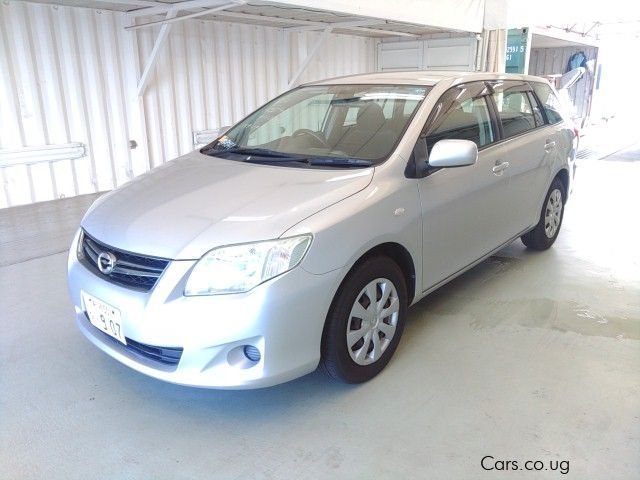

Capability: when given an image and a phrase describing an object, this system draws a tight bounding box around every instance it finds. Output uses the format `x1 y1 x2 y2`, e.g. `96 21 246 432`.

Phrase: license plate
82 292 126 345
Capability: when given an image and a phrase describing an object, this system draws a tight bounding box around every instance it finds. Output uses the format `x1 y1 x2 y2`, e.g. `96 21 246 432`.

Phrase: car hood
81 151 373 259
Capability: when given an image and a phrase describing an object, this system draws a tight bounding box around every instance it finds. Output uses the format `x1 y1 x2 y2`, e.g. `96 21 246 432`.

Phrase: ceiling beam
351 26 419 37
288 26 333 89
127 2 240 30
102 0 167 7
136 8 178 97
205 11 421 37
285 18 383 33
211 10 323 26
582 22 600 36
128 0 235 17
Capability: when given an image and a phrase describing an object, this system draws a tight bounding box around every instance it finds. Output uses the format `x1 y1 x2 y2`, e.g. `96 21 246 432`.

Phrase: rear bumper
67 230 343 389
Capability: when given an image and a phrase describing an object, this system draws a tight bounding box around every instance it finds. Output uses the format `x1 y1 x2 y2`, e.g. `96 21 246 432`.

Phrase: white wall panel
424 37 477 71
0 2 375 208
377 36 477 72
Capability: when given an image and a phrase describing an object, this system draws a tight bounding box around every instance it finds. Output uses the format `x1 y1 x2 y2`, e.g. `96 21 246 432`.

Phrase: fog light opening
243 344 261 362
227 344 261 369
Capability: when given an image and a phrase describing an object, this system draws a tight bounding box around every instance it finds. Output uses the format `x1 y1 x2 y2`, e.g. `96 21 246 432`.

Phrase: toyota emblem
97 251 117 274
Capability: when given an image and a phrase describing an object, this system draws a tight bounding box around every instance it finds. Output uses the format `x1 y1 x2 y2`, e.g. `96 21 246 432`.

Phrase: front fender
282 175 423 296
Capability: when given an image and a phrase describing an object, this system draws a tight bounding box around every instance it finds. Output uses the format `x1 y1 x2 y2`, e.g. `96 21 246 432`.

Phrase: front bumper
67 230 343 389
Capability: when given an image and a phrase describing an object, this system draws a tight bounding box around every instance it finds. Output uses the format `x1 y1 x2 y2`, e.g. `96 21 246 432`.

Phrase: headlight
184 235 312 296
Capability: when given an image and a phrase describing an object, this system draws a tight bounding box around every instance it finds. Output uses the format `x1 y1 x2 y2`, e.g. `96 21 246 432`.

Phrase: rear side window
424 82 495 150
532 83 564 124
492 89 536 138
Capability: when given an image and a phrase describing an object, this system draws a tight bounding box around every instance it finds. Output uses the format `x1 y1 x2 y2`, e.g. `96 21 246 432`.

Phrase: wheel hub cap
544 188 563 238
346 278 399 366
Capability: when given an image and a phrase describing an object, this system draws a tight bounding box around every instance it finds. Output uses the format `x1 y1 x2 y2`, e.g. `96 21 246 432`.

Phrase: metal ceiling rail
283 18 381 32
342 26 418 37
208 10 420 37
103 0 167 7
128 0 231 17
284 18 417 37
127 1 241 30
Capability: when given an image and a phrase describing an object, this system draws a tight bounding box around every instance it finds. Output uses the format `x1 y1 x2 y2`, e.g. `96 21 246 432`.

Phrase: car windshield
201 84 430 167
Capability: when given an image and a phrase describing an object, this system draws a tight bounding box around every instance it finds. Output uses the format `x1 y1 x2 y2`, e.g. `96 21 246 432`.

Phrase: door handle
492 161 510 175
544 140 556 151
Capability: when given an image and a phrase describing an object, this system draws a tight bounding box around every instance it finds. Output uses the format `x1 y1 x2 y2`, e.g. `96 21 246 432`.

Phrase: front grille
86 313 183 367
124 337 183 366
80 230 170 292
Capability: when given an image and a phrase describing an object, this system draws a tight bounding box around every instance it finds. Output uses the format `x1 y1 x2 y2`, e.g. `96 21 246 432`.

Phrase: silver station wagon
68 71 577 389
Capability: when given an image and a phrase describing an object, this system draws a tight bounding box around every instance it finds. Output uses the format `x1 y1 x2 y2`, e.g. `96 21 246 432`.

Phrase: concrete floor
1 152 639 479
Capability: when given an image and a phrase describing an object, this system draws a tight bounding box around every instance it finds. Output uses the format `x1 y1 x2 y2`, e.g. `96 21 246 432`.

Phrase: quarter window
492 89 536 138
527 91 545 126
532 83 564 124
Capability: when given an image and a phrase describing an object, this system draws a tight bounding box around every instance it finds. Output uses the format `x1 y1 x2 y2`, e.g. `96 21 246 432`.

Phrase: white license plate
82 292 126 345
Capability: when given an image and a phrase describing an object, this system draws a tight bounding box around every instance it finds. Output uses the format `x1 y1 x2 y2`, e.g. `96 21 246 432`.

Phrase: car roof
305 70 550 87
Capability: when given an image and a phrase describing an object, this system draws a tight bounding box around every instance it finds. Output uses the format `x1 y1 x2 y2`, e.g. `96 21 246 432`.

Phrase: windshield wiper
245 156 372 168
201 146 296 158
202 146 372 168
304 157 372 167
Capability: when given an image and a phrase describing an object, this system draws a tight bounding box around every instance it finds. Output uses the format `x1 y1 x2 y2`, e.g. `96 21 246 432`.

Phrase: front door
417 81 511 291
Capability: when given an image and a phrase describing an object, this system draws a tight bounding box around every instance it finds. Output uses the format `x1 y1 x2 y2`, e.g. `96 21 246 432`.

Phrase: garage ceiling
19 0 455 37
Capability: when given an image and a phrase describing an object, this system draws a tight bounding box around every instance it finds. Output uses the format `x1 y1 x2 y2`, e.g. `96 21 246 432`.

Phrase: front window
424 82 495 151
201 84 429 168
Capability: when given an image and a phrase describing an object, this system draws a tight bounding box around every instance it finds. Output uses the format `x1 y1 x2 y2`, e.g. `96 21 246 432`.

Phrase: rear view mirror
428 139 478 168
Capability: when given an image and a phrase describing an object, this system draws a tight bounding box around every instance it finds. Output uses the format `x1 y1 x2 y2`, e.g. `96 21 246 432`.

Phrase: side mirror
428 139 478 168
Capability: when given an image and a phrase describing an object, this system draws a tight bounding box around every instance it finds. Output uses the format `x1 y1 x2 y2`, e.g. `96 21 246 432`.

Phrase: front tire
321 256 408 383
521 177 565 250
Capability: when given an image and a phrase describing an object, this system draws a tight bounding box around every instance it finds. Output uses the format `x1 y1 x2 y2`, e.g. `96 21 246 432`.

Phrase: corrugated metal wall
529 46 598 124
0 2 137 208
0 1 375 208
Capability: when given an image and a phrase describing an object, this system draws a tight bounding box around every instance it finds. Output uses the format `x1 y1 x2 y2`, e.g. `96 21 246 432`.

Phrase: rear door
487 81 555 234
532 81 576 191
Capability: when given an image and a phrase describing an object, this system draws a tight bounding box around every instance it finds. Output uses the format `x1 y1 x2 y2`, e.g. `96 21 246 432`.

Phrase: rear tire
521 177 565 250
321 256 408 384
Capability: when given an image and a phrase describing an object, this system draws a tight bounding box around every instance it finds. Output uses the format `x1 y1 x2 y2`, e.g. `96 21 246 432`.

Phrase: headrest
356 102 386 129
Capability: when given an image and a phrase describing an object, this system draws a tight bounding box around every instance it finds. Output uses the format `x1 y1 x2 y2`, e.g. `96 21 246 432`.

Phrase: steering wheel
292 129 329 148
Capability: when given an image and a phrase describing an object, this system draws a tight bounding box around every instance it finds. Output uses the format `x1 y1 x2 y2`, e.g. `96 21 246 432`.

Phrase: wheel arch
555 168 570 202
345 242 417 305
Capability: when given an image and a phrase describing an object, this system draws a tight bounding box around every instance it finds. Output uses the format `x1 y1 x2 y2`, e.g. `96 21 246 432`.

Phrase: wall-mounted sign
506 28 528 74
